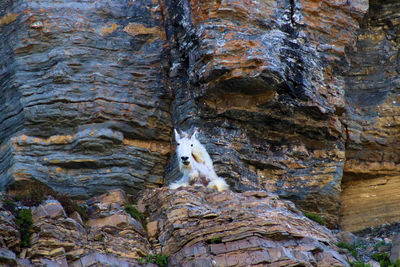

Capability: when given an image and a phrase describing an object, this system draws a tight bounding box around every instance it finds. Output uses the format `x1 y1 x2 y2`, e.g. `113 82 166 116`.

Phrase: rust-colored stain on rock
0 13 18 30
123 139 171 156
100 23 120 36
123 22 166 40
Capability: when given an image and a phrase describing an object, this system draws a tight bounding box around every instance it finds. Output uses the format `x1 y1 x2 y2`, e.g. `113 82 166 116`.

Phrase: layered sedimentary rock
141 187 349 266
26 190 150 265
86 189 151 259
0 1 24 190
0 188 354 266
341 0 400 232
0 0 172 197
2 0 400 233
0 205 19 252
28 199 87 263
163 0 367 227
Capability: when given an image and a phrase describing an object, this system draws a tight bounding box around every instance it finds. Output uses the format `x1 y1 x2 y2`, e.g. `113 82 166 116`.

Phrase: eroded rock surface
162 0 368 228
22 189 149 266
341 0 400 231
1 0 400 235
0 0 172 197
0 187 355 266
141 187 349 266
0 204 19 253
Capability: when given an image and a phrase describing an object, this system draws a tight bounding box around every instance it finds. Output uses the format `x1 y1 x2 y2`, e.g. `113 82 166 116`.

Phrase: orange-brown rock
341 0 400 231
140 187 350 266
163 0 368 228
86 214 150 259
85 190 151 260
87 188 128 219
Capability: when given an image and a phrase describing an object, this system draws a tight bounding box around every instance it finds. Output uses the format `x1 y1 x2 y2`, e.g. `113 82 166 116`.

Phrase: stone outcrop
0 248 17 266
341 0 400 232
0 204 19 253
28 199 87 263
86 189 151 260
163 0 367 228
24 189 150 265
141 187 349 266
0 188 353 266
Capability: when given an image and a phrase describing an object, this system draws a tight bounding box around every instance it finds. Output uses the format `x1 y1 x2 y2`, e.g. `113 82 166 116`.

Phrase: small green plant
350 261 372 267
16 209 33 248
372 252 400 267
155 254 168 267
138 254 168 267
303 211 325 226
207 236 222 244
336 241 358 259
374 240 386 250
357 244 367 249
125 204 147 230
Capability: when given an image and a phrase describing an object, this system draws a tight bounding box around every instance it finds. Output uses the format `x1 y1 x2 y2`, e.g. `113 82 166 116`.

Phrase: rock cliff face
0 0 399 234
163 0 367 228
0 0 172 197
341 0 400 232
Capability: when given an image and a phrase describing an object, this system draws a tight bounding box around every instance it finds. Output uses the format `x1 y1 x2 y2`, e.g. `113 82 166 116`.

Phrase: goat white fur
169 129 229 192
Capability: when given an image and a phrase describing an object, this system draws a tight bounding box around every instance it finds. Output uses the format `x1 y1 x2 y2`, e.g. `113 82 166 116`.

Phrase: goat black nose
181 156 189 161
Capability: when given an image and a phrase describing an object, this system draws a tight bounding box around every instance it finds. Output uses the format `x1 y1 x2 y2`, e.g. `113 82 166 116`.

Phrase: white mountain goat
169 129 229 192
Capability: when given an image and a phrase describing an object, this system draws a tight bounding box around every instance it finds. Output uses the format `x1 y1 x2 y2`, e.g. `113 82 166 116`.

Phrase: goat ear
174 129 180 141
192 130 198 140
192 128 200 139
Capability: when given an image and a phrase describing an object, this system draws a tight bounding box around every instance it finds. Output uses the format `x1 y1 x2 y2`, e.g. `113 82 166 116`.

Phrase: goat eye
191 144 193 147
177 143 180 146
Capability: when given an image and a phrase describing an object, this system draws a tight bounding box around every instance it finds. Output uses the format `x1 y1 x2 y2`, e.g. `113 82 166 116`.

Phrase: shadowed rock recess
2 0 400 262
